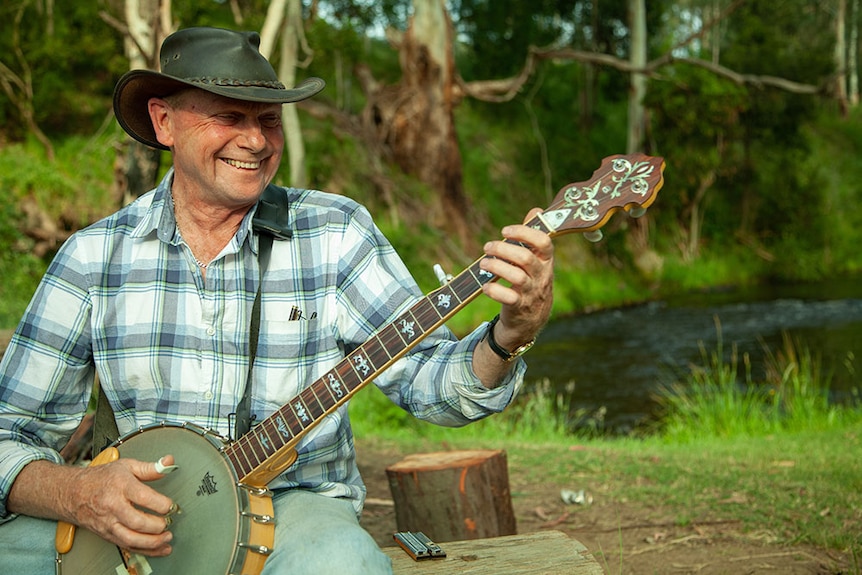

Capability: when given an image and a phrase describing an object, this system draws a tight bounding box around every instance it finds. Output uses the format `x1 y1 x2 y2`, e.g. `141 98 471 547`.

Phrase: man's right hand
9 455 177 556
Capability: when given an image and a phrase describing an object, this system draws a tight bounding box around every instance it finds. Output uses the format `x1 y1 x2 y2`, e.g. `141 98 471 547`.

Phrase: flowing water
525 276 862 434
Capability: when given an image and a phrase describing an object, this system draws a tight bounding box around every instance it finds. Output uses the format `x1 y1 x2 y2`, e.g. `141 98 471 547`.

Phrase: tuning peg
628 206 647 218
583 230 603 243
433 263 453 286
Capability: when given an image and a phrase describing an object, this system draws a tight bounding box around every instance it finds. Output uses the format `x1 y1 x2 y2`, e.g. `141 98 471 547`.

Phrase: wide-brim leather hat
113 26 325 150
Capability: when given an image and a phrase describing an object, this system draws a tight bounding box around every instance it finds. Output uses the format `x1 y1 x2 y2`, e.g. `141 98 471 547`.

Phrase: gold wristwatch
485 315 535 362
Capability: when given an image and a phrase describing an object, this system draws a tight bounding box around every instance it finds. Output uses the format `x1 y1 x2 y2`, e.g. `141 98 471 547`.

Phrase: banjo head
57 422 274 575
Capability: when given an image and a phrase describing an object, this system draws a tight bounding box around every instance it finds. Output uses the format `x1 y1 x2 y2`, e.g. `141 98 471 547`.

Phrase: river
525 276 862 434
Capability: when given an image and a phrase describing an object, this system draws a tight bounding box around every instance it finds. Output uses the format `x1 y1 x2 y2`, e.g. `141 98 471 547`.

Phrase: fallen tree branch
458 43 823 103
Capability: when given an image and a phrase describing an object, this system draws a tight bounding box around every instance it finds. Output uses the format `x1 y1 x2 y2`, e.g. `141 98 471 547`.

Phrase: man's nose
238 120 267 150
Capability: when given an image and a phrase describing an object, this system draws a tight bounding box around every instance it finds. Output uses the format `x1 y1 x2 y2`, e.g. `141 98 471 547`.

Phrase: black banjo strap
92 186 291 452
232 232 272 439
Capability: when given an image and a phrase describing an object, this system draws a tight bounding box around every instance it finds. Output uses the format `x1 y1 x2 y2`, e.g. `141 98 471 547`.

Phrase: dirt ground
355 440 854 575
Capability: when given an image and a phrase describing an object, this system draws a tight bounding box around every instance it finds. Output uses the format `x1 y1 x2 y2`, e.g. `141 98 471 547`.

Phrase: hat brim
113 70 325 150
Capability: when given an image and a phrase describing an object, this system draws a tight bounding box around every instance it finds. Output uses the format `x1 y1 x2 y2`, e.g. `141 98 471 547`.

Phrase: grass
0 135 116 327
356 421 862 566
349 333 862 564
653 320 859 441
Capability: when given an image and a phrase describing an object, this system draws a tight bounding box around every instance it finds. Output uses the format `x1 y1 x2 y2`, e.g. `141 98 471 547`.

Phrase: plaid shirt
0 170 524 518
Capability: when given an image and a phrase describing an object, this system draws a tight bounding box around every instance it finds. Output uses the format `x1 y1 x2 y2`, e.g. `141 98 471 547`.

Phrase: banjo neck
230 254 498 486
228 153 665 487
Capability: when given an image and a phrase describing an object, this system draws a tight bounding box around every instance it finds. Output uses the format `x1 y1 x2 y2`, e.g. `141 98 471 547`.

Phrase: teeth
223 158 260 169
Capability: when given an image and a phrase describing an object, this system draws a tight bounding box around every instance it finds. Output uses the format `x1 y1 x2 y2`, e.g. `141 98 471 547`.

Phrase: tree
383 0 471 244
323 0 475 246
260 0 316 188
836 0 849 116
101 0 173 204
850 0 860 106
0 0 55 160
627 0 647 154
298 0 836 257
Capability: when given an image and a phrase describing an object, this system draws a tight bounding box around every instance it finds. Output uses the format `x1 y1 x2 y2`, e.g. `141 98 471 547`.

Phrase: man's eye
261 116 282 128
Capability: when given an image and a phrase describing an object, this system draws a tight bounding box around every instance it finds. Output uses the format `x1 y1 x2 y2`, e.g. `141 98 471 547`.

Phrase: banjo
55 153 665 575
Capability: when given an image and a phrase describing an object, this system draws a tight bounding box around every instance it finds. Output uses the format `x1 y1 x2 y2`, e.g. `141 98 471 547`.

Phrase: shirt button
206 327 216 336
204 391 214 400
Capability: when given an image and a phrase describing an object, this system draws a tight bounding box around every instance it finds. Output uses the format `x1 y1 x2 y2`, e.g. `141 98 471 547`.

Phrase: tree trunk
281 0 311 188
624 0 656 268
850 0 859 106
362 0 473 247
108 0 172 204
260 0 313 188
259 0 287 58
115 139 162 206
627 0 647 155
836 0 849 116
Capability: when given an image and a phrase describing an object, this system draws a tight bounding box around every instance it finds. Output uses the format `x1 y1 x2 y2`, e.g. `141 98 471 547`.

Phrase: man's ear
148 97 174 149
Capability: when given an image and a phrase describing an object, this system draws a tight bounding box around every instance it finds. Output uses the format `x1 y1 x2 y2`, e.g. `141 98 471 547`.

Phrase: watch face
510 340 535 359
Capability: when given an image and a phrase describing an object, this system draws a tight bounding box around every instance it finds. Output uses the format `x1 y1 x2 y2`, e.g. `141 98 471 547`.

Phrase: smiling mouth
222 158 261 170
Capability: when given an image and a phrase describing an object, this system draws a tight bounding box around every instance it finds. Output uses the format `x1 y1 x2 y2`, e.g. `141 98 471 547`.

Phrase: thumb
134 455 179 481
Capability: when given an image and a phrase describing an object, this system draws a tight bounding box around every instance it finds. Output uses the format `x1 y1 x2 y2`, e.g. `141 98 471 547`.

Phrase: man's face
150 89 285 210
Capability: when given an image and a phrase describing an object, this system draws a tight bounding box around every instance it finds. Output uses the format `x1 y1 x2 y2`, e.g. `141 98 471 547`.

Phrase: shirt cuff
454 324 527 417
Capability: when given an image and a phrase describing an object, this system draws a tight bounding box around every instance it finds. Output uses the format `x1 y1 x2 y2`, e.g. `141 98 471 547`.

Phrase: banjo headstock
534 153 665 242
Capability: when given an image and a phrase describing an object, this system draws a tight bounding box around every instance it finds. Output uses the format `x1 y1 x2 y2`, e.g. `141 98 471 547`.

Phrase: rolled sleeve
445 324 526 418
375 322 526 427
0 440 65 520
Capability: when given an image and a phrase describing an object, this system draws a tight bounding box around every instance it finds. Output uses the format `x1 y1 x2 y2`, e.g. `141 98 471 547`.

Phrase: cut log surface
382 530 605 575
385 450 516 542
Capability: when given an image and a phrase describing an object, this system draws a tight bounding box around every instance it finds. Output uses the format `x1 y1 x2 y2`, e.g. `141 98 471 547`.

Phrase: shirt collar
131 168 260 256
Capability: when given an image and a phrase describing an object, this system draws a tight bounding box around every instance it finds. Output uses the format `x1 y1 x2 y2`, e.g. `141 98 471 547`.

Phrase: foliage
0 2 125 140
653 323 862 442
350 376 574 443
452 0 582 78
0 134 117 326
645 66 748 221
0 204 46 327
659 246 760 292
803 108 862 275
2 1 862 320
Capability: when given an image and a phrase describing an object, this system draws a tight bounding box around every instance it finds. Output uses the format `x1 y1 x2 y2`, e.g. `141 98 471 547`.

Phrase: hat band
186 76 287 89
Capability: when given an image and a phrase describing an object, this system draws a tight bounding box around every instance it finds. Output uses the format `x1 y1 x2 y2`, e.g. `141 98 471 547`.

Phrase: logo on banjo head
197 471 219 496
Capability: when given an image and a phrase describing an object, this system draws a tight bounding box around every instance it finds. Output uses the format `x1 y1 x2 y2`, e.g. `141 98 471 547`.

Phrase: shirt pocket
256 318 340 405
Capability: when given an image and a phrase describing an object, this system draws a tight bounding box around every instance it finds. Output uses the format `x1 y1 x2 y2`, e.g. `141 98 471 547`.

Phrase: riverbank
348 339 862 573
353 424 861 574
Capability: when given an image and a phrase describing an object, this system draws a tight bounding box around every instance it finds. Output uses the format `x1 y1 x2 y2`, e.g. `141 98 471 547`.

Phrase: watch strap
485 314 535 362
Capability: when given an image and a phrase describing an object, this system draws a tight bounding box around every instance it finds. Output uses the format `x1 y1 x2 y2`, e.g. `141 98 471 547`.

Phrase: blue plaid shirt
0 170 524 518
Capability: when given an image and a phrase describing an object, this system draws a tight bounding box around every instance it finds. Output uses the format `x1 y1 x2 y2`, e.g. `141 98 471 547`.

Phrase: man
0 27 553 574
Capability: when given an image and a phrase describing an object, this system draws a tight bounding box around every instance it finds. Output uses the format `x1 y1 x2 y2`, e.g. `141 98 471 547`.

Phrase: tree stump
385 450 516 542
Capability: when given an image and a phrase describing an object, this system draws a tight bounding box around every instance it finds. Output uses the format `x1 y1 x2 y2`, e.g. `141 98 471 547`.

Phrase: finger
110 521 173 557
482 238 538 272
112 497 176 536
505 229 554 261
481 281 519 307
480 251 529 286
124 458 176 517
523 207 541 224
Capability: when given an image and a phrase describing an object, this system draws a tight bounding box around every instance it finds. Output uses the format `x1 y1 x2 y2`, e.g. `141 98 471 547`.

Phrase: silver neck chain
171 191 210 269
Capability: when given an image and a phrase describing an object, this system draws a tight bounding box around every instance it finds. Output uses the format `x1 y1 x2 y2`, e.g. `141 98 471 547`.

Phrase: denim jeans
0 489 392 574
